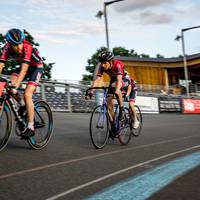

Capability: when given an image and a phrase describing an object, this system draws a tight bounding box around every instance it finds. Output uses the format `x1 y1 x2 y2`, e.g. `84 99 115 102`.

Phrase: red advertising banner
182 99 200 113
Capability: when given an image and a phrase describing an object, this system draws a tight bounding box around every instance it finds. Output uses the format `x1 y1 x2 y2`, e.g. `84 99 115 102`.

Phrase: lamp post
96 0 125 49
175 25 200 96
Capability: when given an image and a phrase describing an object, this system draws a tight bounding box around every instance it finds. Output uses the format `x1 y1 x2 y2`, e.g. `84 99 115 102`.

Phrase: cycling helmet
98 51 114 63
5 28 25 45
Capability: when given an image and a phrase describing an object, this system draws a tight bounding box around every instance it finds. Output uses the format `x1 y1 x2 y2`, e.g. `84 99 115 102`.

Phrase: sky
0 0 200 81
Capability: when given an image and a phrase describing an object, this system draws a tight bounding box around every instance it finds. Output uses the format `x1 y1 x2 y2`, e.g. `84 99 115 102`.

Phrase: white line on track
0 135 199 180
46 144 200 200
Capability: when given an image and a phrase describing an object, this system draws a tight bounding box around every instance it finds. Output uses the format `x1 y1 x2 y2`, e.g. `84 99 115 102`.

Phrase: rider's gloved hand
85 91 93 100
124 96 129 102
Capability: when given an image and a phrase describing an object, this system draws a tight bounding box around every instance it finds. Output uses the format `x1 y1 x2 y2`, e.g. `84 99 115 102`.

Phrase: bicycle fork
96 106 107 129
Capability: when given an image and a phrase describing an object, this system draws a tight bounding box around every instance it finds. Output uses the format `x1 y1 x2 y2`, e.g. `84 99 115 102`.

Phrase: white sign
135 96 159 114
98 93 159 114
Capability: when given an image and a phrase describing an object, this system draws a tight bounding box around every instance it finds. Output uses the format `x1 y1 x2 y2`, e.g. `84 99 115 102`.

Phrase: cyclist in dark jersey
123 71 140 129
86 50 126 130
0 28 44 139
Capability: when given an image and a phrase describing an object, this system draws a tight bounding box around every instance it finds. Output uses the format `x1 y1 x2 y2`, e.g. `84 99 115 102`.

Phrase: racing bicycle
0 77 53 151
86 87 133 149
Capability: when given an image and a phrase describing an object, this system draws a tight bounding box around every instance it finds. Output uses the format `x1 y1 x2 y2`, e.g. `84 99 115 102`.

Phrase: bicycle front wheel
27 100 53 150
0 101 12 151
90 105 109 149
118 107 132 145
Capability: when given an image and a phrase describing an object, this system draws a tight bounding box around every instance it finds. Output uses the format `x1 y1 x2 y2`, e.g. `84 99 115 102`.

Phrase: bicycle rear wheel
0 101 12 151
117 107 132 145
27 100 53 150
90 105 109 149
131 105 143 137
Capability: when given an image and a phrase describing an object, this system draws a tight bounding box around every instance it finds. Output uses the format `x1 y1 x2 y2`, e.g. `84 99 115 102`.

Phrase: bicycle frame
4 87 26 128
0 77 53 150
87 86 133 148
86 87 125 133
0 78 47 130
93 88 108 129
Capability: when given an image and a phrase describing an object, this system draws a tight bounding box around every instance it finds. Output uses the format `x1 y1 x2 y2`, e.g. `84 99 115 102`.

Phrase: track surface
0 113 200 200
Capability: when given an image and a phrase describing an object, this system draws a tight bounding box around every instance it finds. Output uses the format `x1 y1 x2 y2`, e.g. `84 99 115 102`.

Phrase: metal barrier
1 74 200 112
35 80 96 112
0 75 96 112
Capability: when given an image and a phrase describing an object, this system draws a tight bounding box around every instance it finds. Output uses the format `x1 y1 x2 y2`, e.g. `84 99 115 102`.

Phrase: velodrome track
0 113 200 200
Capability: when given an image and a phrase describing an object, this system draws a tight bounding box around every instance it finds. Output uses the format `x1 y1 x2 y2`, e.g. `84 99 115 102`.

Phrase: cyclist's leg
129 90 139 128
110 81 124 107
129 101 137 119
24 84 35 125
107 94 115 123
110 81 125 121
108 97 117 136
25 67 43 125
107 87 117 135
21 66 43 138
11 69 24 104
129 89 136 119
19 83 36 138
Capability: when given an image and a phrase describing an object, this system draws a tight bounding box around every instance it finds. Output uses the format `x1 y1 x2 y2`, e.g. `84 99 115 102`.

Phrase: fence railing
36 80 95 112
1 75 200 112
33 81 200 112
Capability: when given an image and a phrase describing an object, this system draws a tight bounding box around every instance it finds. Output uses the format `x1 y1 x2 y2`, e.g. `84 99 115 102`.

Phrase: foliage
0 30 54 79
156 54 165 58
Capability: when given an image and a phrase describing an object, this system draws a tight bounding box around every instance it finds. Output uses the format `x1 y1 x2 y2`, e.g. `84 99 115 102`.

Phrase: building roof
117 53 200 63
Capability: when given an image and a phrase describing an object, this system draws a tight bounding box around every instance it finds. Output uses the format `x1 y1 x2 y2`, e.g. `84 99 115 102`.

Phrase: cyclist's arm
126 84 132 97
0 63 5 74
115 74 123 95
115 74 124 107
12 63 29 88
13 42 33 88
85 76 101 100
90 76 101 92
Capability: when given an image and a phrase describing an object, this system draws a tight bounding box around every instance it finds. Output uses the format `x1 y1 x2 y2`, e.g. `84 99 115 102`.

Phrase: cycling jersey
123 74 137 102
97 60 125 83
123 74 137 91
0 40 43 67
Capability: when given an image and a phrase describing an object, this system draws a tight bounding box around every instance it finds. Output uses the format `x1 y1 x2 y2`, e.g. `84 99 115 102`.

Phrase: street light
175 25 200 96
96 0 125 50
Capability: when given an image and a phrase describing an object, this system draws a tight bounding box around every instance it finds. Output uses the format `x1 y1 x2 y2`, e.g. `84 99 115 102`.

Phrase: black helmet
5 28 25 45
98 51 114 63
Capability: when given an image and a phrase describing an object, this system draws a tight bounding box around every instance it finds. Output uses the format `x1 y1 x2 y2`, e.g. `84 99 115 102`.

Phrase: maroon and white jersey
97 59 124 83
0 40 43 67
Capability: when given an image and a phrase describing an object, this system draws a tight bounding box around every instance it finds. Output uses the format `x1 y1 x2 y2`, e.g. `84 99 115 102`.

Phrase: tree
82 46 150 82
81 47 107 83
0 30 54 79
156 54 164 58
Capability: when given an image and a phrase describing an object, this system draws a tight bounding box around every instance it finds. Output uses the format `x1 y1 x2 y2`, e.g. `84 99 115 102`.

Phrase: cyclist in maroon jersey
86 50 126 133
0 28 44 139
123 71 140 129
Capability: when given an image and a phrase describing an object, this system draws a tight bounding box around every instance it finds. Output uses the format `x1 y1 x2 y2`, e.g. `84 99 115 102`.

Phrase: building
100 53 200 94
